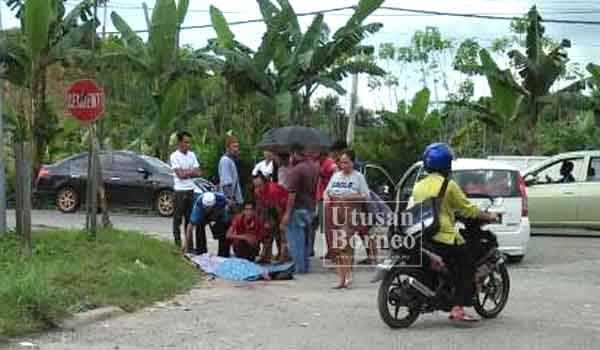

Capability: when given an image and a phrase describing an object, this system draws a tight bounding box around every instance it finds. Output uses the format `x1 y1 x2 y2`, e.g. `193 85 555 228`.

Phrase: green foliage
0 229 197 336
209 0 385 124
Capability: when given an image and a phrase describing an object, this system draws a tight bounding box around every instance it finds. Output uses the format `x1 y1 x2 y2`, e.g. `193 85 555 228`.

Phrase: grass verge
0 229 198 337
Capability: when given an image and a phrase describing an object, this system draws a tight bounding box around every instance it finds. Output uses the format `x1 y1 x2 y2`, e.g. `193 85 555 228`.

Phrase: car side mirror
523 174 537 186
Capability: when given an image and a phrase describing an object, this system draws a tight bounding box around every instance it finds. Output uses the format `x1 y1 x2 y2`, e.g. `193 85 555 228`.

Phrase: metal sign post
66 79 105 238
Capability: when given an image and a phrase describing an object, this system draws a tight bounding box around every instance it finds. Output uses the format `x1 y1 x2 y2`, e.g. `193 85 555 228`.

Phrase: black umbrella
256 126 334 153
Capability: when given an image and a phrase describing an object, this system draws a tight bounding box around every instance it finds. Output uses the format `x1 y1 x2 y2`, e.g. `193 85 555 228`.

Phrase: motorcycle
373 198 510 328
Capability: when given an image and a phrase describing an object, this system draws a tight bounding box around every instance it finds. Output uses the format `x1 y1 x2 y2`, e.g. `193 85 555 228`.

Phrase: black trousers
431 241 475 307
195 218 231 257
233 241 260 261
173 190 194 246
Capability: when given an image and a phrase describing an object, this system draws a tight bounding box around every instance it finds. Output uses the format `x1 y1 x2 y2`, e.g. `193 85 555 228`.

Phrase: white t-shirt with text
325 170 369 197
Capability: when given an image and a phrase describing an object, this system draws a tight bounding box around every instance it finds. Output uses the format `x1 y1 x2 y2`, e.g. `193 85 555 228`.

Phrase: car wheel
56 187 80 213
156 190 174 217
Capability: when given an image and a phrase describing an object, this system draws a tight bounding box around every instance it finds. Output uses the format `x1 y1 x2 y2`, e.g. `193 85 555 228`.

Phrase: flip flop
449 313 480 327
332 284 347 290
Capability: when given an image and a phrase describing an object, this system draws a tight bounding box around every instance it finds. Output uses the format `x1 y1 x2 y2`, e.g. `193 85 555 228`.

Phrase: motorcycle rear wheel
474 262 510 318
378 269 422 328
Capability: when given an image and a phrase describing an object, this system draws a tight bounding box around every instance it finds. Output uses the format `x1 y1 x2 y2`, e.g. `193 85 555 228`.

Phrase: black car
35 150 214 217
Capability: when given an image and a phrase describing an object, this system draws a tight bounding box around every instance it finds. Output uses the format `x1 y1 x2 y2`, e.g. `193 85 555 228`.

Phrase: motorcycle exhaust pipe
407 277 436 298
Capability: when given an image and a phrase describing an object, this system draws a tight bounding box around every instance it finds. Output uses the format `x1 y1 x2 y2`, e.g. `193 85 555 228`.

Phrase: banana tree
106 0 220 158
507 6 572 154
209 0 385 126
1 0 100 169
452 6 575 155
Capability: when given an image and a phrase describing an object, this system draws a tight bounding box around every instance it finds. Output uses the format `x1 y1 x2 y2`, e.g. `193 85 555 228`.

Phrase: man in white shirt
252 150 275 180
170 131 201 250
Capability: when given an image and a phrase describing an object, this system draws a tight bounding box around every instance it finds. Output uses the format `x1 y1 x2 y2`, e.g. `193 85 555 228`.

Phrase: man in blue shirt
182 191 232 257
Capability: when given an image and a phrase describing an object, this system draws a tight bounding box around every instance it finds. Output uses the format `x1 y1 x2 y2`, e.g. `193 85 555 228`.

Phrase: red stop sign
66 79 105 122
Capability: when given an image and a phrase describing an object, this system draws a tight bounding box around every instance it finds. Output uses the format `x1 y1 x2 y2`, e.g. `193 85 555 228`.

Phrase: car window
453 170 519 198
141 155 173 175
364 165 394 196
113 153 141 172
100 153 113 170
67 155 88 173
587 157 600 182
399 166 420 202
533 158 584 184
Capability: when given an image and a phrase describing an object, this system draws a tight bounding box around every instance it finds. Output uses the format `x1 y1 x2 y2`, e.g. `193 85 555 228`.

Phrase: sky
2 0 600 111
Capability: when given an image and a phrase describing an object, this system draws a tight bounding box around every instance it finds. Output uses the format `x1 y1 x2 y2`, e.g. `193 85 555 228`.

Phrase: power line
104 6 356 34
380 6 600 26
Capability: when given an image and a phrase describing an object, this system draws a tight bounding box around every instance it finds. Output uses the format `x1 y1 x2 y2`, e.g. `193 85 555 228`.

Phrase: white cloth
170 150 200 191
325 170 369 197
252 159 274 178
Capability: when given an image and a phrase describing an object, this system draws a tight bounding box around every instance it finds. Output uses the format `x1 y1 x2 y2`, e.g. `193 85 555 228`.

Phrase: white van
487 155 549 173
395 158 531 262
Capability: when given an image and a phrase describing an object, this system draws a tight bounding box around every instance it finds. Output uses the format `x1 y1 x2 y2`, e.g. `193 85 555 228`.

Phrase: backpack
400 176 450 242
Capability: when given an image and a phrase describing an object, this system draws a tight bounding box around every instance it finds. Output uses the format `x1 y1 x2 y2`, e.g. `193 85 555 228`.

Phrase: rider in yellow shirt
412 143 497 323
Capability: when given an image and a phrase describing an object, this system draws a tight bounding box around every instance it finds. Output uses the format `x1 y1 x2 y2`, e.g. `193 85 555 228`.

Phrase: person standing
323 150 370 289
280 144 318 274
170 131 201 249
219 136 244 209
315 150 338 260
252 150 275 180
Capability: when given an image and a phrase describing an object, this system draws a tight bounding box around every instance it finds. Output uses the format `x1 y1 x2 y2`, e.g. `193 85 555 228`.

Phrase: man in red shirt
226 201 266 261
314 150 337 259
253 174 289 263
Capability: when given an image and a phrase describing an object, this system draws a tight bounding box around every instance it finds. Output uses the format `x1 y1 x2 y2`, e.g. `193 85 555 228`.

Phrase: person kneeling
227 201 266 262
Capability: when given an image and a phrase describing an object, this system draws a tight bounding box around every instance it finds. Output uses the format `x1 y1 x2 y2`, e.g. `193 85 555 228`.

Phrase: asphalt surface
3 210 600 350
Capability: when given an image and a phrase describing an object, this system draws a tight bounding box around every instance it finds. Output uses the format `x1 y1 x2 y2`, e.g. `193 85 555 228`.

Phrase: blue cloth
215 257 265 281
218 154 244 204
190 192 229 225
286 209 313 274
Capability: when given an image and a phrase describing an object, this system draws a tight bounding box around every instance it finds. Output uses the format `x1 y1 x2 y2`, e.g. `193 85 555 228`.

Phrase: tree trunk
14 142 32 255
522 100 538 155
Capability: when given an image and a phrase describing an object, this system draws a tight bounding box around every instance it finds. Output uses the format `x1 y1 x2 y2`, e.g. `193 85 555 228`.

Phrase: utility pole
346 73 359 147
0 2 6 236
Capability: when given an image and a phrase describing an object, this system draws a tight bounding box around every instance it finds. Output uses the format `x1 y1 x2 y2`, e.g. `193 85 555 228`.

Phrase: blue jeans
286 209 313 273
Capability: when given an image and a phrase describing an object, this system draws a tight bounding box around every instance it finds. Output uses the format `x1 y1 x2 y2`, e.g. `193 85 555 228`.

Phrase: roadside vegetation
0 229 198 336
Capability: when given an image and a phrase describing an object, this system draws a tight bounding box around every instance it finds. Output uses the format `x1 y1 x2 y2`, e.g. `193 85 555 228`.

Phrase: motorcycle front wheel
377 269 422 328
474 262 510 318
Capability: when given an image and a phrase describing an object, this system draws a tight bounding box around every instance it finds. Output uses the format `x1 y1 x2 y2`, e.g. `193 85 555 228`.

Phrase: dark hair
177 131 192 142
279 153 290 166
243 200 255 208
290 143 305 154
253 172 267 182
340 149 356 163
331 140 347 152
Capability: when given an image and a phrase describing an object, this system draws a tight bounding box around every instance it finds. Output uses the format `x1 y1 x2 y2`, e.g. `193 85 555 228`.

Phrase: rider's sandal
449 313 480 326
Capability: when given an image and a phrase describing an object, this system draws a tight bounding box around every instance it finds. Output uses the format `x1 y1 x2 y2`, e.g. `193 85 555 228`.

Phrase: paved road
4 210 600 350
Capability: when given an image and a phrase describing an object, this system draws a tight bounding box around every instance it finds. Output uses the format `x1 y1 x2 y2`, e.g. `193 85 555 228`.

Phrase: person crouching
227 201 266 261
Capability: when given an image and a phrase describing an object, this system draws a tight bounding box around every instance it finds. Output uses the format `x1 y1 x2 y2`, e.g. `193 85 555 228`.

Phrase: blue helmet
423 143 453 172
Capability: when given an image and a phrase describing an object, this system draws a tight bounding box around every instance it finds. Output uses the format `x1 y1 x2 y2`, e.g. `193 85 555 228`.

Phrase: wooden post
22 142 32 255
86 124 98 238
13 143 23 235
